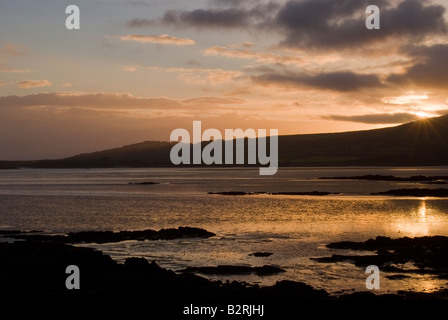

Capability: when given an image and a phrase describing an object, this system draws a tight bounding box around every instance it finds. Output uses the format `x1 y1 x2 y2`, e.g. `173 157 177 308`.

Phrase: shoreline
1 230 448 300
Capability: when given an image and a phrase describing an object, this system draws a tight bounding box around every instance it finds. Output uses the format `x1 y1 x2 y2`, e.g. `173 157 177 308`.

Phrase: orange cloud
120 34 195 46
18 80 53 89
0 68 31 73
149 66 243 85
204 44 303 65
121 65 139 72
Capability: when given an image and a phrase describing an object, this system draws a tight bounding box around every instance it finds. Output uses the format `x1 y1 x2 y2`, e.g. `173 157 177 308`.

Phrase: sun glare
414 111 432 119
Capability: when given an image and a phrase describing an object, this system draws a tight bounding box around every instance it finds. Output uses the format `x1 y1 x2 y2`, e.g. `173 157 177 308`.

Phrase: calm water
1 167 448 295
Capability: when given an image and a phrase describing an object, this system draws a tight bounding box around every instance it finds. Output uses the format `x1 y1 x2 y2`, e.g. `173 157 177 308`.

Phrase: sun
414 111 432 119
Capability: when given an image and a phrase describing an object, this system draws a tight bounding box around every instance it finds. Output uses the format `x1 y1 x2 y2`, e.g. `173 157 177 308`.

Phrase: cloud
18 80 53 89
0 92 244 110
149 66 243 85
121 65 139 72
0 92 181 109
0 67 31 73
120 34 195 46
274 0 447 50
324 112 420 124
387 44 448 89
0 92 257 160
183 97 245 105
203 43 303 65
129 8 249 29
129 0 447 50
127 2 279 29
186 59 201 66
252 71 383 92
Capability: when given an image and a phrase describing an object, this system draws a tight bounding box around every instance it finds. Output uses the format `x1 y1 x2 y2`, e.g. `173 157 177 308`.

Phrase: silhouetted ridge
2 114 448 167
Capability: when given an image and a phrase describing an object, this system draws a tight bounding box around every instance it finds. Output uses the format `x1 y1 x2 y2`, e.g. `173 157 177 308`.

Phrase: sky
1 0 448 160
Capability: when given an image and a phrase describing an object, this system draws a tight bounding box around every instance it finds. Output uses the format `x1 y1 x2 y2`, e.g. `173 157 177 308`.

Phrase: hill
278 114 448 166
2 115 448 168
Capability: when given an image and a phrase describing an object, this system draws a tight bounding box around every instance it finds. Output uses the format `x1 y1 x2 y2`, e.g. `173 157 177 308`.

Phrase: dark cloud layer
128 6 265 29
129 0 447 50
252 71 383 92
162 8 250 28
388 44 448 89
276 0 447 49
325 113 420 124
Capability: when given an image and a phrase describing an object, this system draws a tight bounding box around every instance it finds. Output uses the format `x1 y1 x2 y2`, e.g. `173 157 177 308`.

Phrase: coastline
1 230 448 301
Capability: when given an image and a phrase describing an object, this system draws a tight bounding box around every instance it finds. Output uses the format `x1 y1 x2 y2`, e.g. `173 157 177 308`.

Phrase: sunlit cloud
204 44 303 65
149 66 243 85
325 112 420 124
120 34 195 46
412 111 433 119
18 80 53 89
382 92 430 105
121 65 139 72
0 66 31 73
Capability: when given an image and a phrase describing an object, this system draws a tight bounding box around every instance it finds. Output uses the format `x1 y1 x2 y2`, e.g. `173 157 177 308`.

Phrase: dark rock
208 191 260 196
179 265 286 276
320 175 448 182
1 226 215 244
208 191 338 196
260 280 329 300
268 191 339 196
372 188 448 197
385 274 411 280
249 252 273 257
315 236 448 279
1 239 447 300
128 181 159 185
337 291 401 300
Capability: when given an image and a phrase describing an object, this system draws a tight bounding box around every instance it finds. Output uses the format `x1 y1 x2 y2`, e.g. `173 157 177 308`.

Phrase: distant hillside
2 115 448 169
278 114 448 166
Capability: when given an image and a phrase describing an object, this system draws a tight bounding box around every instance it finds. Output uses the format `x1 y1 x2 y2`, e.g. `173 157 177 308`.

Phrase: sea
1 166 447 295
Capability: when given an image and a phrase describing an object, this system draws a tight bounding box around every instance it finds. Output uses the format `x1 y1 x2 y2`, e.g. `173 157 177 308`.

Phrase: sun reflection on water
393 200 430 237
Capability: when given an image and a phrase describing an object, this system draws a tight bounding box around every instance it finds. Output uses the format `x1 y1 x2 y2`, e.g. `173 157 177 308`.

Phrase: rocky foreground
0 227 215 244
1 230 448 300
0 240 329 300
314 236 448 279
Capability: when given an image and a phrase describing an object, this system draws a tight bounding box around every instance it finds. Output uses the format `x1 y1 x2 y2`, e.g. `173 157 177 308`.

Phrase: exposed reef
372 188 448 197
312 236 448 279
2 227 215 244
178 265 285 276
